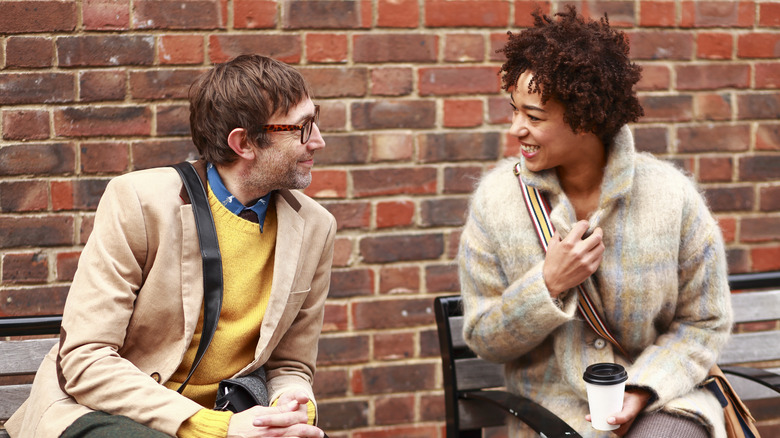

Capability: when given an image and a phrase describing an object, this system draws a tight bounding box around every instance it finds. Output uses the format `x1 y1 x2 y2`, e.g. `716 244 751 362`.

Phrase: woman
458 6 732 438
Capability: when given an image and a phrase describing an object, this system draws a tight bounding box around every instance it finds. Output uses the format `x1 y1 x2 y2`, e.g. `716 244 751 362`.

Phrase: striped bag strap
515 163 632 361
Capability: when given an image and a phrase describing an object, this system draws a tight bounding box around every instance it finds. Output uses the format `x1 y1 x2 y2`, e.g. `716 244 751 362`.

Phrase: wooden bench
435 271 780 438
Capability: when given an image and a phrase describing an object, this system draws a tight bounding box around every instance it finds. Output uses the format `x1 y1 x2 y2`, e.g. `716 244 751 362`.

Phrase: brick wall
1 0 779 436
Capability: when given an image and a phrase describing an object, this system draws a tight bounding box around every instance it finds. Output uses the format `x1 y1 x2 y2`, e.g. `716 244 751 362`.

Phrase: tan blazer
7 162 336 437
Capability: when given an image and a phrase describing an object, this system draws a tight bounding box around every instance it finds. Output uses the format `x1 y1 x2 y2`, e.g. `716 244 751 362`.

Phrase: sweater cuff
272 397 316 425
177 409 233 438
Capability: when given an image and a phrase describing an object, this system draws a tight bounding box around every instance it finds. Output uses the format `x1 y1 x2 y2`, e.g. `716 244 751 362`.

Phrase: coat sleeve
628 182 734 410
56 174 204 435
458 171 579 363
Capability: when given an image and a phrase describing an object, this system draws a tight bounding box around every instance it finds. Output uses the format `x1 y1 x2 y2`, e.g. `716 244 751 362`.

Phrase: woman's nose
509 115 528 138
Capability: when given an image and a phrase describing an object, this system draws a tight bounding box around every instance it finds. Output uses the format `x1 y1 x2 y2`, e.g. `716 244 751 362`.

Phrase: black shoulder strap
170 161 223 393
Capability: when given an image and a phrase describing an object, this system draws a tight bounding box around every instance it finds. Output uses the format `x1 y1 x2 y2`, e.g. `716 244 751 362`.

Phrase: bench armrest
720 366 780 395
461 389 582 438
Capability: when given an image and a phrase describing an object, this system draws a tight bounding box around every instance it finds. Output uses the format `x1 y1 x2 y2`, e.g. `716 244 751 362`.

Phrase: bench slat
731 290 780 324
0 384 32 420
455 357 504 391
719 332 780 365
0 339 58 375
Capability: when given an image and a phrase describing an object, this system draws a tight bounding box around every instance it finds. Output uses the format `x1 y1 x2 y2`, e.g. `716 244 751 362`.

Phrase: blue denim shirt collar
207 162 272 232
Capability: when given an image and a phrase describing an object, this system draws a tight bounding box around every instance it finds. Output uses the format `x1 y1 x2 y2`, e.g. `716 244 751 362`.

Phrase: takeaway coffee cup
583 363 628 431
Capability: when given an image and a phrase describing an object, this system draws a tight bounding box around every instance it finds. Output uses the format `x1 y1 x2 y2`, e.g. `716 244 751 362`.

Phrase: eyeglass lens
302 106 320 144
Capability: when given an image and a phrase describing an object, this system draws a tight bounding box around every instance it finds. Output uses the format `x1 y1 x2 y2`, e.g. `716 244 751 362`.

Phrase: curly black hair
499 5 644 144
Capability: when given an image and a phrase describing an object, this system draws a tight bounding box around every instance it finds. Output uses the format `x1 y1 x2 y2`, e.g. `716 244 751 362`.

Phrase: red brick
312 368 349 398
676 64 750 90
129 69 204 100
158 35 204 65
130 139 198 170
303 169 347 199
703 186 754 212
444 33 484 62
133 0 224 29
756 123 780 150
2 252 48 284
514 1 551 28
444 165 482 194
332 237 353 267
419 66 501 96
741 216 780 242
352 425 441 438
420 198 468 227
699 156 733 183
283 0 371 29
318 135 369 165
420 393 446 422
317 400 369 431
425 263 460 292
639 1 677 27
317 335 369 365
0 73 75 105
80 215 96 244
79 70 127 102
487 96 512 124
329 268 374 298
634 126 670 154
694 93 732 121
737 93 780 120
322 201 371 230
2 110 50 141
0 181 48 212
0 1 77 34
208 34 301 64
716 216 737 243
377 0 419 28
726 248 750 273
52 179 109 211
306 33 348 64
752 246 780 272
419 132 501 163
55 106 152 137
370 67 413 96
359 233 443 264
759 185 780 212
80 142 130 174
756 62 780 89
443 99 483 128
489 31 510 62
353 167 437 197
379 266 420 295
354 34 437 63
639 95 693 122
419 328 440 358
738 33 780 58
352 100 436 130
374 332 415 362
0 215 74 248
6 36 53 68
322 302 348 332
0 143 76 176
739 155 780 181
300 67 367 98
636 64 671 91
376 200 415 229
352 362 436 393
157 105 191 136
677 124 750 153
371 132 414 162
83 0 130 30
681 1 754 28
759 3 780 27
425 1 509 28
627 31 694 60
57 35 154 67
318 101 347 132
581 1 635 27
234 0 277 29
375 394 415 424
697 32 733 60
56 251 81 282
0 285 70 316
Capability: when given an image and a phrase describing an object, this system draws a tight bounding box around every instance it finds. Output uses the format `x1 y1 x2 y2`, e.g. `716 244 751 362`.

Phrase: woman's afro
500 5 644 144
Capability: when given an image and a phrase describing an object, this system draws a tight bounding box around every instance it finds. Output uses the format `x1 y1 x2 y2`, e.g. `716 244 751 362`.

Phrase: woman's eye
528 114 540 121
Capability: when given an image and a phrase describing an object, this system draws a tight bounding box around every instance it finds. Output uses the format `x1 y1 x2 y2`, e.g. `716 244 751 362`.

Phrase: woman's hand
543 220 604 297
586 388 653 437
227 394 324 438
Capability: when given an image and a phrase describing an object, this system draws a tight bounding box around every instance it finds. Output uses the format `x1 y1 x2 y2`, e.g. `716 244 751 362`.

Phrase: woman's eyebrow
523 104 546 113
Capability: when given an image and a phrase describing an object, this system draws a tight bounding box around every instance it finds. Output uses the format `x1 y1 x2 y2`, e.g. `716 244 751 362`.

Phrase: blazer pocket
287 288 311 306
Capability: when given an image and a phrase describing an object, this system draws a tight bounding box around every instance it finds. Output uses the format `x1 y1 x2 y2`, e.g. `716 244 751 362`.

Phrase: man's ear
227 128 255 160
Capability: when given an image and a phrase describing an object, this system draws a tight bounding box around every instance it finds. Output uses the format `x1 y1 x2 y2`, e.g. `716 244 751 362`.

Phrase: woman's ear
227 128 255 160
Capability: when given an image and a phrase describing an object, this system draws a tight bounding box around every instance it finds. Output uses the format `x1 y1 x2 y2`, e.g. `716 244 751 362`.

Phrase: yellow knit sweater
166 187 276 437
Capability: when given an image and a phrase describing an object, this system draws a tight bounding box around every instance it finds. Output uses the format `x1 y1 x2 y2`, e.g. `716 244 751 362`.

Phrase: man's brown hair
189 54 311 165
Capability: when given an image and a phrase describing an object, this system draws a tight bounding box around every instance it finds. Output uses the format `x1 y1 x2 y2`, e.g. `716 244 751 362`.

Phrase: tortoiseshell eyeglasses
262 105 320 144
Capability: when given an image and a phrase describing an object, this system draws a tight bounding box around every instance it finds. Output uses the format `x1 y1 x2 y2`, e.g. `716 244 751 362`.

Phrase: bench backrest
435 271 780 437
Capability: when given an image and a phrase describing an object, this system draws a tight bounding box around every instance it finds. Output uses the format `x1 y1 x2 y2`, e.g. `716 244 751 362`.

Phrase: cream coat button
594 338 607 349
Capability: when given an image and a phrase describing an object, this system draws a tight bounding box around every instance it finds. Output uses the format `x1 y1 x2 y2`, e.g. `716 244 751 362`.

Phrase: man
7 55 334 438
